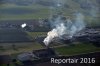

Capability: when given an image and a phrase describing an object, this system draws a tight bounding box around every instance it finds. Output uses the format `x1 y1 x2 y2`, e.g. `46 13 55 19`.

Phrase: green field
0 4 50 20
1 43 100 66
0 31 100 66
0 32 47 55
0 32 100 56
55 43 100 56
27 32 47 38
0 0 99 22
0 0 100 66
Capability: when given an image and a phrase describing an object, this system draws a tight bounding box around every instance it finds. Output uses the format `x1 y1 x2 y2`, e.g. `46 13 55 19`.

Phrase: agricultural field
0 29 33 42
0 31 47 55
0 4 50 20
0 0 100 66
0 42 43 55
55 43 100 56
27 32 47 38
0 0 99 23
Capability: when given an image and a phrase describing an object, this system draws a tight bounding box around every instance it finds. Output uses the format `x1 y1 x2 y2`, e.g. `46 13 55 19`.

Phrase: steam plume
21 23 27 28
43 23 66 46
43 13 85 46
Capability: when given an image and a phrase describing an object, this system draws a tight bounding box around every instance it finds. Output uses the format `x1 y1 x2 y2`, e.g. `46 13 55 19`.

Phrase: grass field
1 43 100 66
0 0 100 66
0 31 100 56
27 32 47 38
0 32 47 55
0 31 100 66
0 0 99 22
0 42 43 55
55 43 100 56
1 42 100 57
0 4 50 20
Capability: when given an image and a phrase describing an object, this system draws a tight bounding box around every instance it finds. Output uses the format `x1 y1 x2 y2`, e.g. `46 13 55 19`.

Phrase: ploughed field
0 28 33 43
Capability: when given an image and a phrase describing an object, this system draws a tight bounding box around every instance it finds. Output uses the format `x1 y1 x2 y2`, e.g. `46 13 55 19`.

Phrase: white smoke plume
69 13 85 37
43 23 66 46
43 13 85 46
21 23 27 28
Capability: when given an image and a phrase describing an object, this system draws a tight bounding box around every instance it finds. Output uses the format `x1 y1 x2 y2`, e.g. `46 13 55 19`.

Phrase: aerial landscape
0 0 100 66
